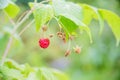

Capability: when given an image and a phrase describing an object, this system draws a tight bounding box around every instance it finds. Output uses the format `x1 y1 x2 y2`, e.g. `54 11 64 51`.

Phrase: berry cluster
57 32 66 43
38 25 81 56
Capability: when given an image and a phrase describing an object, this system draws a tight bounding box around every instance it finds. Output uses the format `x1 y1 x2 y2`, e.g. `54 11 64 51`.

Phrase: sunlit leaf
4 2 20 18
81 4 104 35
99 9 120 46
52 0 83 20
81 4 93 25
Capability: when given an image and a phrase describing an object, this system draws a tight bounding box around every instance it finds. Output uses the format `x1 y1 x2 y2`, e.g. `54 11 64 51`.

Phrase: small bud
62 37 66 43
49 34 54 38
58 35 63 38
74 46 81 54
57 32 62 35
69 35 74 40
42 25 47 31
57 32 66 43
65 50 71 57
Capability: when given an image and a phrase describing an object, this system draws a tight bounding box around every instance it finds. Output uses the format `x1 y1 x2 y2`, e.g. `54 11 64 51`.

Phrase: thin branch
16 10 29 23
0 11 16 66
1 10 32 66
19 20 35 36
12 10 33 34
0 38 13 66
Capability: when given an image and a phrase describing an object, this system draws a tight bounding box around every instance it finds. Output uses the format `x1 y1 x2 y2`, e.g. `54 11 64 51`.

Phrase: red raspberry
39 38 50 49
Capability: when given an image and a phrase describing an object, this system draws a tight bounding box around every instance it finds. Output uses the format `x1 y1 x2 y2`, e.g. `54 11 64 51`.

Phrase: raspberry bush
0 0 120 80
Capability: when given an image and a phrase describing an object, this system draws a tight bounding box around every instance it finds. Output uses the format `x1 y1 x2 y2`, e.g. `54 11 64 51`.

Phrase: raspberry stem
65 40 71 57
19 20 35 36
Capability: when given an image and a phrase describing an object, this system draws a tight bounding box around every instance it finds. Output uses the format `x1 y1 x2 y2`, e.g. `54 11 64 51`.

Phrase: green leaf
6 69 24 80
22 64 35 78
51 69 69 80
0 59 70 80
0 66 24 80
81 4 104 35
59 16 78 35
52 0 83 20
99 9 120 46
29 3 54 31
4 2 20 18
0 0 9 9
53 0 92 42
52 0 84 28
58 15 92 42
81 4 93 25
4 59 23 71
26 72 38 80
40 68 57 80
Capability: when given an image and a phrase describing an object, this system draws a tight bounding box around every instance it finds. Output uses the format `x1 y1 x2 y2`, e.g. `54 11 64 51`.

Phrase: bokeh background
0 0 120 80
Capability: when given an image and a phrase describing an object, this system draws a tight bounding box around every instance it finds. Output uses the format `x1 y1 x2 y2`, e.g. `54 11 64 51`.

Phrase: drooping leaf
81 4 104 35
53 0 92 42
29 3 54 31
81 4 93 25
58 15 92 43
0 0 9 9
99 9 120 46
4 2 20 18
80 25 93 43
59 16 78 36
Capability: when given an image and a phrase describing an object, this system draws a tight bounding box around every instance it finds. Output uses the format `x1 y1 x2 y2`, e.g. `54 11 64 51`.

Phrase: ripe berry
39 38 50 49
